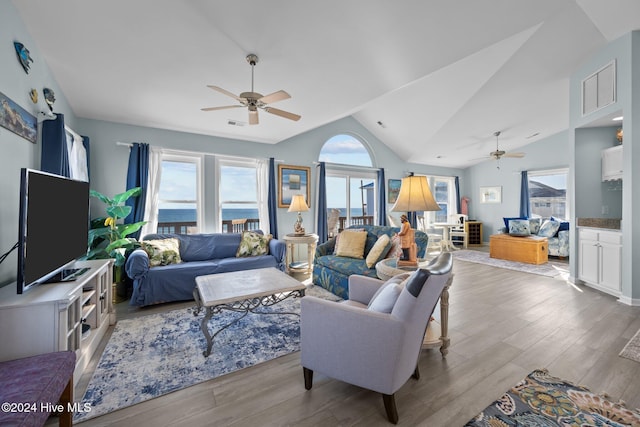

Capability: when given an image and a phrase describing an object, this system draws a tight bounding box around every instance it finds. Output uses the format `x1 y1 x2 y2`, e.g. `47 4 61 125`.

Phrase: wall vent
582 60 616 116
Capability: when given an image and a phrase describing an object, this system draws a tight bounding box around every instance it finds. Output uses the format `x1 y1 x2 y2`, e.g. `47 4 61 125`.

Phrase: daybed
126 231 286 306
501 216 569 257
312 224 429 298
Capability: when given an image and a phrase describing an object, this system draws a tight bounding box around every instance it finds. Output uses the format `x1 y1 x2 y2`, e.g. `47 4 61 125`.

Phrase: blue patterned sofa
312 225 429 298
502 216 569 257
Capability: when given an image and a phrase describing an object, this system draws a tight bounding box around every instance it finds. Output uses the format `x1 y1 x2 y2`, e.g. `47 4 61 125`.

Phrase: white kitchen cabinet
602 145 623 181
578 228 621 297
0 259 115 385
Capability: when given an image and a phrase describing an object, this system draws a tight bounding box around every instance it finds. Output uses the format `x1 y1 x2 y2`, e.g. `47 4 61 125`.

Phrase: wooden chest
489 234 548 265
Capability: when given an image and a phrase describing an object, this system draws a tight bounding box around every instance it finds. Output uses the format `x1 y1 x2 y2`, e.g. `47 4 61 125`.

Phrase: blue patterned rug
75 285 340 422
452 250 569 279
465 369 640 426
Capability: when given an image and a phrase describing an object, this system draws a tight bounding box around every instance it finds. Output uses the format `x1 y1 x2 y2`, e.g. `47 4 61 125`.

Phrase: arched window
319 135 377 234
319 134 372 167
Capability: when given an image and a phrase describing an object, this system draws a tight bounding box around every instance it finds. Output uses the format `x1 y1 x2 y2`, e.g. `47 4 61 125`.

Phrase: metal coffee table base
193 288 305 357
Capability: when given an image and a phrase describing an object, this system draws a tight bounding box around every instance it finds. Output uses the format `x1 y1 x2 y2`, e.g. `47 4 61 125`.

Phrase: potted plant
85 187 146 298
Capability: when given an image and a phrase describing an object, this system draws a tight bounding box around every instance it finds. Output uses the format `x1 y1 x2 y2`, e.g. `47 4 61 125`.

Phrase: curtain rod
65 125 82 141
114 141 283 162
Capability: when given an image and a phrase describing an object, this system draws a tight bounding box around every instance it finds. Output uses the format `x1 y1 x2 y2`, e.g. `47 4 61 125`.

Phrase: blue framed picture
278 164 310 208
0 91 37 143
388 179 401 204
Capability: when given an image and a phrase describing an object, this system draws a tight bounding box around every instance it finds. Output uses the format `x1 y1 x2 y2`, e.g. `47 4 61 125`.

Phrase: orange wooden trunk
489 234 548 265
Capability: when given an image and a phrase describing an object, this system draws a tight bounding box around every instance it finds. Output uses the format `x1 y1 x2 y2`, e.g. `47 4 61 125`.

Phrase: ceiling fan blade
503 152 525 158
207 85 242 101
258 90 291 105
264 107 301 121
248 109 259 125
201 105 243 112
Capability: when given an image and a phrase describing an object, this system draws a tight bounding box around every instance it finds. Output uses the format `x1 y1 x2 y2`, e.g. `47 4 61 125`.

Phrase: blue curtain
268 158 279 239
316 162 328 243
519 170 531 218
455 176 461 214
124 143 149 239
40 114 70 177
408 211 417 229
377 168 387 226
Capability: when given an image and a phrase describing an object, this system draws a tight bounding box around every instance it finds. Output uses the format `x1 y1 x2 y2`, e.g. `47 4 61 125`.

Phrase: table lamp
391 175 440 266
288 194 309 235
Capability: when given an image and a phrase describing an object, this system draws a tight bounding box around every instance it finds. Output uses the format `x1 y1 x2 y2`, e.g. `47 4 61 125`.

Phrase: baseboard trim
617 295 640 306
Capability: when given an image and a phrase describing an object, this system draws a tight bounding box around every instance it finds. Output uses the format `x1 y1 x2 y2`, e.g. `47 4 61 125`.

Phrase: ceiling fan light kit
202 54 301 125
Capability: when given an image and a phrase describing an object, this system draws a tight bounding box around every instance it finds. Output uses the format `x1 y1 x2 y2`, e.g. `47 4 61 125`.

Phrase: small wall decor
480 186 502 204
29 89 38 104
43 88 56 112
387 179 401 203
14 41 34 74
0 91 37 143
278 164 310 208
616 128 623 143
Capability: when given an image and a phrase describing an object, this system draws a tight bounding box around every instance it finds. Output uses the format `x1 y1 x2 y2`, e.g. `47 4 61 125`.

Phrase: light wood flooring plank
56 254 640 427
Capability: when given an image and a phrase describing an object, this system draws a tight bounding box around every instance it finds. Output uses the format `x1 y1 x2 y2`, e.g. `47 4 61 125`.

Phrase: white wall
464 130 571 238
0 2 78 286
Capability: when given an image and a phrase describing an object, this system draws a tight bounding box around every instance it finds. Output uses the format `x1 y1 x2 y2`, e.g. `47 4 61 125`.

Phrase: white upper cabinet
602 145 623 181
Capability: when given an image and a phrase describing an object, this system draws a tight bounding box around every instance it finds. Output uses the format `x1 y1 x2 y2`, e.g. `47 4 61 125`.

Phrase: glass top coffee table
193 267 306 357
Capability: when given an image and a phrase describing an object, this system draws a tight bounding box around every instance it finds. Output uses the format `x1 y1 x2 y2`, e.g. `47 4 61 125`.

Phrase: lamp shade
288 194 309 212
391 175 441 212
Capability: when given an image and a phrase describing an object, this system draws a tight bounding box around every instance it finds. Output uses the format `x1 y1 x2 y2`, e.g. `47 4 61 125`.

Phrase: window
423 176 457 225
218 159 260 233
320 134 377 230
527 169 568 219
326 171 377 231
157 154 202 234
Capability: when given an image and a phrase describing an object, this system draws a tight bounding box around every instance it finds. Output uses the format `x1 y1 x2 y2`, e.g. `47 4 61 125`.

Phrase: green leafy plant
85 187 146 267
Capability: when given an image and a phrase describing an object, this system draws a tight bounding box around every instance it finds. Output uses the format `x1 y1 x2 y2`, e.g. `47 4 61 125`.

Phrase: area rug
465 368 640 426
452 250 568 279
75 285 340 422
619 327 640 363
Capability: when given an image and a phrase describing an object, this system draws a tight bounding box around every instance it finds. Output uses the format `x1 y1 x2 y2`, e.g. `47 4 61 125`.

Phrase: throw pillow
538 219 560 238
551 216 570 232
385 234 404 259
503 216 527 230
508 219 530 237
365 234 392 268
141 238 182 266
368 282 403 313
236 231 272 257
333 228 364 255
335 230 368 259
529 217 542 235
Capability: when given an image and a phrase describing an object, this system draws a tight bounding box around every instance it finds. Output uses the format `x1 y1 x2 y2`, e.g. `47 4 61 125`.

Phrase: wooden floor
62 255 640 427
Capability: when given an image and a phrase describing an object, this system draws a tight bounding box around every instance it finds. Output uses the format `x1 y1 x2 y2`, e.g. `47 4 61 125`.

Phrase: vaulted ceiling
12 0 640 168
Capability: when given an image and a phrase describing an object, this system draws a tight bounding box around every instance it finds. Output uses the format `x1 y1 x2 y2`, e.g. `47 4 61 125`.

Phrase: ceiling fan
201 54 301 125
488 131 525 160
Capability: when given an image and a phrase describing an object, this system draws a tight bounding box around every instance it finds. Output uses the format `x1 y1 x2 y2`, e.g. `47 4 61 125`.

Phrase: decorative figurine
14 41 33 74
43 88 56 112
29 89 38 104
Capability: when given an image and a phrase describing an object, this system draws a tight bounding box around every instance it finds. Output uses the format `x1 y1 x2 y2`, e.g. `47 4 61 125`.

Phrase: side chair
300 252 453 424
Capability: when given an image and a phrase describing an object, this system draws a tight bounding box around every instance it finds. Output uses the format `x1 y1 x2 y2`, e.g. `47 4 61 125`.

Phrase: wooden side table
375 258 452 357
283 233 319 275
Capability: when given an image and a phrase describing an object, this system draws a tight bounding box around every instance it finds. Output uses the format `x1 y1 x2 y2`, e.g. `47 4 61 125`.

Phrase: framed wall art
278 164 311 208
387 179 401 204
480 186 502 204
0 91 37 143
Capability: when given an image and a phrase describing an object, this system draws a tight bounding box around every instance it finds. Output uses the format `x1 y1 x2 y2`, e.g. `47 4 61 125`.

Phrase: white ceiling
12 0 640 168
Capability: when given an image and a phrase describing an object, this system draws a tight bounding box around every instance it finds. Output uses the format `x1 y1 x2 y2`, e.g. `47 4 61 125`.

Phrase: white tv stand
0 259 115 385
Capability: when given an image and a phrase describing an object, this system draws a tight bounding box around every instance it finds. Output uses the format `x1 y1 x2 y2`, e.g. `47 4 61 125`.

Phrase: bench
0 351 76 426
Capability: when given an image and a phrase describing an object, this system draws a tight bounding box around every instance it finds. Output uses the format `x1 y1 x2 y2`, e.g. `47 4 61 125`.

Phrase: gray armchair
300 252 453 424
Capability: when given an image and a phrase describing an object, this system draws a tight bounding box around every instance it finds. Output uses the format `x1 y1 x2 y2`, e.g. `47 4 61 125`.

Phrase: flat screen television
17 168 90 294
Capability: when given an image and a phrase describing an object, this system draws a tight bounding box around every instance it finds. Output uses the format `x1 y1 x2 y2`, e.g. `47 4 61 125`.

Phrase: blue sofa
126 232 286 306
312 225 429 298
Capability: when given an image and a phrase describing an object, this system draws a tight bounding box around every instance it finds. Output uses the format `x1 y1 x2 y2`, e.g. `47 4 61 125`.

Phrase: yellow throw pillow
335 230 368 259
141 238 182 266
366 234 392 268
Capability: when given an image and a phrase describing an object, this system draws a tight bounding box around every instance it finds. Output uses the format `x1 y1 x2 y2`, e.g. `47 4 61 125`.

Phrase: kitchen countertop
576 218 621 230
